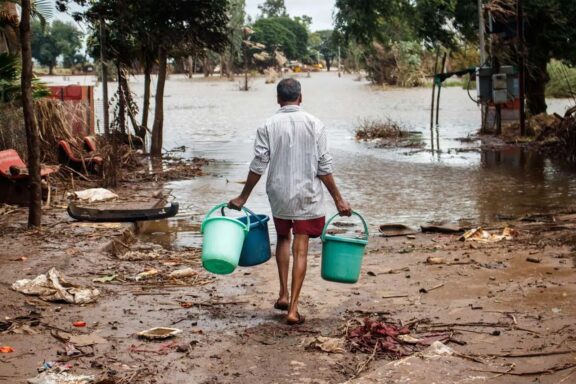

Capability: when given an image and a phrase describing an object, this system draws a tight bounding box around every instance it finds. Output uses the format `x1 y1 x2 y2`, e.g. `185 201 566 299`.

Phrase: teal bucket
321 212 369 284
201 203 250 275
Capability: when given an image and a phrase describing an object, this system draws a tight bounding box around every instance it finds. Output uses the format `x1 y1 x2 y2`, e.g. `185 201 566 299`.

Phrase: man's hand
228 196 247 211
335 198 352 217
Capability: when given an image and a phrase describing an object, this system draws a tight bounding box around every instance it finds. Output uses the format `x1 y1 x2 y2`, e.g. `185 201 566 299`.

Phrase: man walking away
229 78 351 325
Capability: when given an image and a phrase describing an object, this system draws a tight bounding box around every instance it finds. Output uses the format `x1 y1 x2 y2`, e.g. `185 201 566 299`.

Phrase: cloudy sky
245 0 336 31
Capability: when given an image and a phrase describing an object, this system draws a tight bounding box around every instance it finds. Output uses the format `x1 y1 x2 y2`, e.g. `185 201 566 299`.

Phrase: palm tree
0 2 19 53
0 0 53 227
1 1 53 54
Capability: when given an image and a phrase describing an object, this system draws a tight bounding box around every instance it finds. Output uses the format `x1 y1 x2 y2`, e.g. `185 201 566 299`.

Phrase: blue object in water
237 210 271 267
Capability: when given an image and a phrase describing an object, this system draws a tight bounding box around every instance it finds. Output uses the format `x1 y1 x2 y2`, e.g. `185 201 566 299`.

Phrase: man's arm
229 126 269 210
228 171 261 210
319 173 352 216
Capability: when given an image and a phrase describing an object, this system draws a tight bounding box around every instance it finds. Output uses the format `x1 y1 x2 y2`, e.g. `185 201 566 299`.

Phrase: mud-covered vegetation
355 118 423 148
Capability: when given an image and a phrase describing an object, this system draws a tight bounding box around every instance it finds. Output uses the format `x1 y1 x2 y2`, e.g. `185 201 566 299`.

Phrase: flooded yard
86 72 576 247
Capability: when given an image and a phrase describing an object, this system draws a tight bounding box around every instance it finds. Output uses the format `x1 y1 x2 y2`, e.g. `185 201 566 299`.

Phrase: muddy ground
0 185 575 383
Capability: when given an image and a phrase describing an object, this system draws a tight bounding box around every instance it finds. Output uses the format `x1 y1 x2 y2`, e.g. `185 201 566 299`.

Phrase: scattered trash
0 346 14 353
419 283 445 294
135 269 159 281
426 256 447 265
346 317 451 358
168 268 198 279
69 188 118 203
460 227 517 243
69 333 107 347
420 224 463 234
58 343 81 357
0 311 41 333
128 340 179 354
137 327 182 340
302 336 346 353
526 256 542 263
92 275 117 283
27 371 95 384
379 224 418 237
72 321 86 328
12 268 100 304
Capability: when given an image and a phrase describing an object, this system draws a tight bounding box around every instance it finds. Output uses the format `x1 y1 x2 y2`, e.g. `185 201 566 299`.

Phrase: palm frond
0 52 18 81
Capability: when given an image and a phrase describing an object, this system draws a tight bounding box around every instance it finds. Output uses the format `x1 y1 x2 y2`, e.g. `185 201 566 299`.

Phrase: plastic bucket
201 203 250 275
236 208 271 267
321 212 369 284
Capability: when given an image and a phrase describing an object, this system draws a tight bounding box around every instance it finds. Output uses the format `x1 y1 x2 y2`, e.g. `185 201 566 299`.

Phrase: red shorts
273 216 326 238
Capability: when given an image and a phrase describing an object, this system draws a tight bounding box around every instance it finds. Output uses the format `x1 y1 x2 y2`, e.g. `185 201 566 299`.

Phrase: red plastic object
72 321 87 327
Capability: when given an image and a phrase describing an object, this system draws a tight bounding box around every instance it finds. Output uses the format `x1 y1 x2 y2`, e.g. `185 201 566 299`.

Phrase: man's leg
275 233 291 307
287 233 309 322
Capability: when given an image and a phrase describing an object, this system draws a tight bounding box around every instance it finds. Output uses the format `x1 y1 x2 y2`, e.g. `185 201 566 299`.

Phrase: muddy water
90 72 576 248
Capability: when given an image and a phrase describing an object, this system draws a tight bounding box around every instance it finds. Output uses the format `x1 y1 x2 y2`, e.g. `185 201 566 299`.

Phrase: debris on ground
0 345 14 353
12 268 100 304
302 336 346 353
137 327 182 340
346 317 451 358
379 224 418 237
168 267 198 279
460 227 518 242
72 321 87 327
69 333 107 347
27 371 95 384
0 310 41 333
135 268 159 281
92 274 117 283
420 223 464 234
69 188 118 203
426 256 447 265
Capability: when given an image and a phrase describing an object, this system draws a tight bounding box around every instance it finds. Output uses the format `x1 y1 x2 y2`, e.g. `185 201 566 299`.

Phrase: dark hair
277 78 301 102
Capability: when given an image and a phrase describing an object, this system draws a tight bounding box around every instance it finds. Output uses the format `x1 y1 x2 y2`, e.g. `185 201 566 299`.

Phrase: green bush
546 60 576 98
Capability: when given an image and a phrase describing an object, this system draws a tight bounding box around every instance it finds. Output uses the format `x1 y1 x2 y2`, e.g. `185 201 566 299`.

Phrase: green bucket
321 212 369 284
201 203 250 275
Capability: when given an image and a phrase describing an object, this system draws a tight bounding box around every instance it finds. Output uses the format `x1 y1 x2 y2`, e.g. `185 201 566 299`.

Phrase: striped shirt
249 105 333 220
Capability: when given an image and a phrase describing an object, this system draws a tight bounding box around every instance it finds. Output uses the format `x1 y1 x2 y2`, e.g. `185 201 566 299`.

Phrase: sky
245 0 337 31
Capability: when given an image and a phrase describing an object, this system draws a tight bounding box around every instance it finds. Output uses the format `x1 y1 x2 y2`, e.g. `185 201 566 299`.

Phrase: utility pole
517 0 526 136
478 0 486 64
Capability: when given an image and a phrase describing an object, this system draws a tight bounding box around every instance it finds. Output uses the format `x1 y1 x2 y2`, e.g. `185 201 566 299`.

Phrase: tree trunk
150 47 167 157
141 59 152 136
525 58 549 116
187 55 193 78
20 0 41 227
48 63 54 75
100 19 110 137
117 64 126 135
1 3 19 54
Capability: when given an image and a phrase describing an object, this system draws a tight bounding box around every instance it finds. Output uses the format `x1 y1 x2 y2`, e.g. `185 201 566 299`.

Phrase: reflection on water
86 72 576 248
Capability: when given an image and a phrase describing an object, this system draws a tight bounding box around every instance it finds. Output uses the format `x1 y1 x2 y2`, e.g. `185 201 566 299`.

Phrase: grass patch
355 118 408 140
355 118 423 148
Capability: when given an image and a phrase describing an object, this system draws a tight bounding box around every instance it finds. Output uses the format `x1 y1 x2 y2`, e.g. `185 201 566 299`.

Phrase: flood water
81 72 576 247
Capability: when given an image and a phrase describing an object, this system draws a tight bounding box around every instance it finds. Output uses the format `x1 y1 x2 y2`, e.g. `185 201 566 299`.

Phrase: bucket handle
220 205 266 227
201 203 250 233
321 211 369 242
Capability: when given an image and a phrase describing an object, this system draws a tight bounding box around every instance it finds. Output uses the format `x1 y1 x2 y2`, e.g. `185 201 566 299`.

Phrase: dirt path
0 205 575 383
